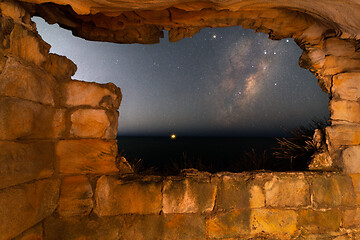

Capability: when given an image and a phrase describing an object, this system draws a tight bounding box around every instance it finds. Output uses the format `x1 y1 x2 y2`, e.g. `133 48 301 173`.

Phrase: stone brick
70 109 110 138
206 210 251 238
56 139 118 175
0 97 64 140
350 174 360 205
0 57 57 105
9 24 50 66
350 174 360 193
343 208 360 228
324 38 356 57
62 80 121 109
0 179 60 239
299 233 351 240
326 125 360 150
322 55 360 75
265 174 310 207
53 108 67 137
94 175 162 216
330 100 360 124
342 146 360 174
163 178 216 213
70 109 118 139
163 214 205 240
44 53 77 81
298 209 341 233
0 1 27 23
13 223 43 240
44 216 122 240
249 185 265 208
333 72 360 101
0 141 54 189
58 175 93 217
250 209 298 235
215 174 250 210
311 174 356 208
44 214 205 240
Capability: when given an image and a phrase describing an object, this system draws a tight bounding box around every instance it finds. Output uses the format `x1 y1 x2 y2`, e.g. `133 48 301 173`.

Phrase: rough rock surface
0 179 60 240
94 175 163 216
58 175 94 217
15 0 360 44
0 141 54 189
56 139 119 175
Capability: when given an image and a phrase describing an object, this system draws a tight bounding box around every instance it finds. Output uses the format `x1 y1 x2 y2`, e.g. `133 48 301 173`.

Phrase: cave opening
33 16 330 175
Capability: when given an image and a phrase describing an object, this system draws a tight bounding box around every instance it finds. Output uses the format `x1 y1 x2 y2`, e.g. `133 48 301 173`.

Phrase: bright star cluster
34 18 329 137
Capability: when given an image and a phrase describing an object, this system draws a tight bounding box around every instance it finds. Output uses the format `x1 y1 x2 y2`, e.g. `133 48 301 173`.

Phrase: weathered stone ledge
0 178 60 240
0 140 55 189
41 170 359 239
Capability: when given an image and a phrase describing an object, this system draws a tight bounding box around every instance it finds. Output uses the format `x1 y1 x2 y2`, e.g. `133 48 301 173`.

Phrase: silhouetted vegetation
118 118 330 175
273 118 330 171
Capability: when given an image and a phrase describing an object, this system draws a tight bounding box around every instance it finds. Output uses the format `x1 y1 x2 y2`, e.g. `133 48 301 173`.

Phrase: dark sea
116 136 290 175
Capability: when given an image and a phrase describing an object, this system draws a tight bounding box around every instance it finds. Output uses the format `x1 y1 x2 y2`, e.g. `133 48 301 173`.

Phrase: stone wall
42 170 359 239
0 0 360 239
0 1 127 239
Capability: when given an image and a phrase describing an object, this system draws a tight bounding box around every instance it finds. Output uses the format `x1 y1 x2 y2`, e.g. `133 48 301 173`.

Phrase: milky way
34 18 330 137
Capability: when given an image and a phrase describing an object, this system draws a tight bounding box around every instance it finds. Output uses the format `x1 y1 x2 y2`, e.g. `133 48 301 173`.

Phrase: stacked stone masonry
45 171 360 239
0 0 360 239
0 1 127 239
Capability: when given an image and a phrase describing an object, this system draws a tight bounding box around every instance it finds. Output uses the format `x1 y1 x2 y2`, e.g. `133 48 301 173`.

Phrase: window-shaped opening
34 17 330 175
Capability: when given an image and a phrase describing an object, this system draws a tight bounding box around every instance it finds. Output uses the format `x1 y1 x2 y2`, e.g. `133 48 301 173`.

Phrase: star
212 35 217 39
274 83 277 86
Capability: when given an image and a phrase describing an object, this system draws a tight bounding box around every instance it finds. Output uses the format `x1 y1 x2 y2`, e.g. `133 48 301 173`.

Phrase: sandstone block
53 108 67 137
0 179 60 239
62 80 121 109
0 57 57 105
330 100 360 124
298 209 341 233
215 174 250 210
163 214 206 240
13 223 43 240
250 209 298 235
70 109 118 139
324 38 356 57
350 174 360 193
343 208 360 228
0 141 54 189
342 146 360 174
310 174 356 208
58 175 93 217
44 216 122 240
0 1 27 23
9 24 50 66
0 97 64 140
114 215 164 240
333 73 360 101
163 178 216 213
206 210 250 238
56 139 118 175
325 125 360 150
94 175 162 216
44 53 77 80
322 56 360 75
264 174 310 207
44 214 205 240
249 185 265 208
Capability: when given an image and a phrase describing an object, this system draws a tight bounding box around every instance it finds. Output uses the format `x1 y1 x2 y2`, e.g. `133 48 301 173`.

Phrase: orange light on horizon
171 134 176 139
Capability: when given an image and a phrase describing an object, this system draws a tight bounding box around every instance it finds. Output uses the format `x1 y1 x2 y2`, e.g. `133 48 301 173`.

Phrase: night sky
34 17 330 137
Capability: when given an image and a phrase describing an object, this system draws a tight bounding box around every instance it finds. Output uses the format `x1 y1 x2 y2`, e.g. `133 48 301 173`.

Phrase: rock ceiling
15 0 360 44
